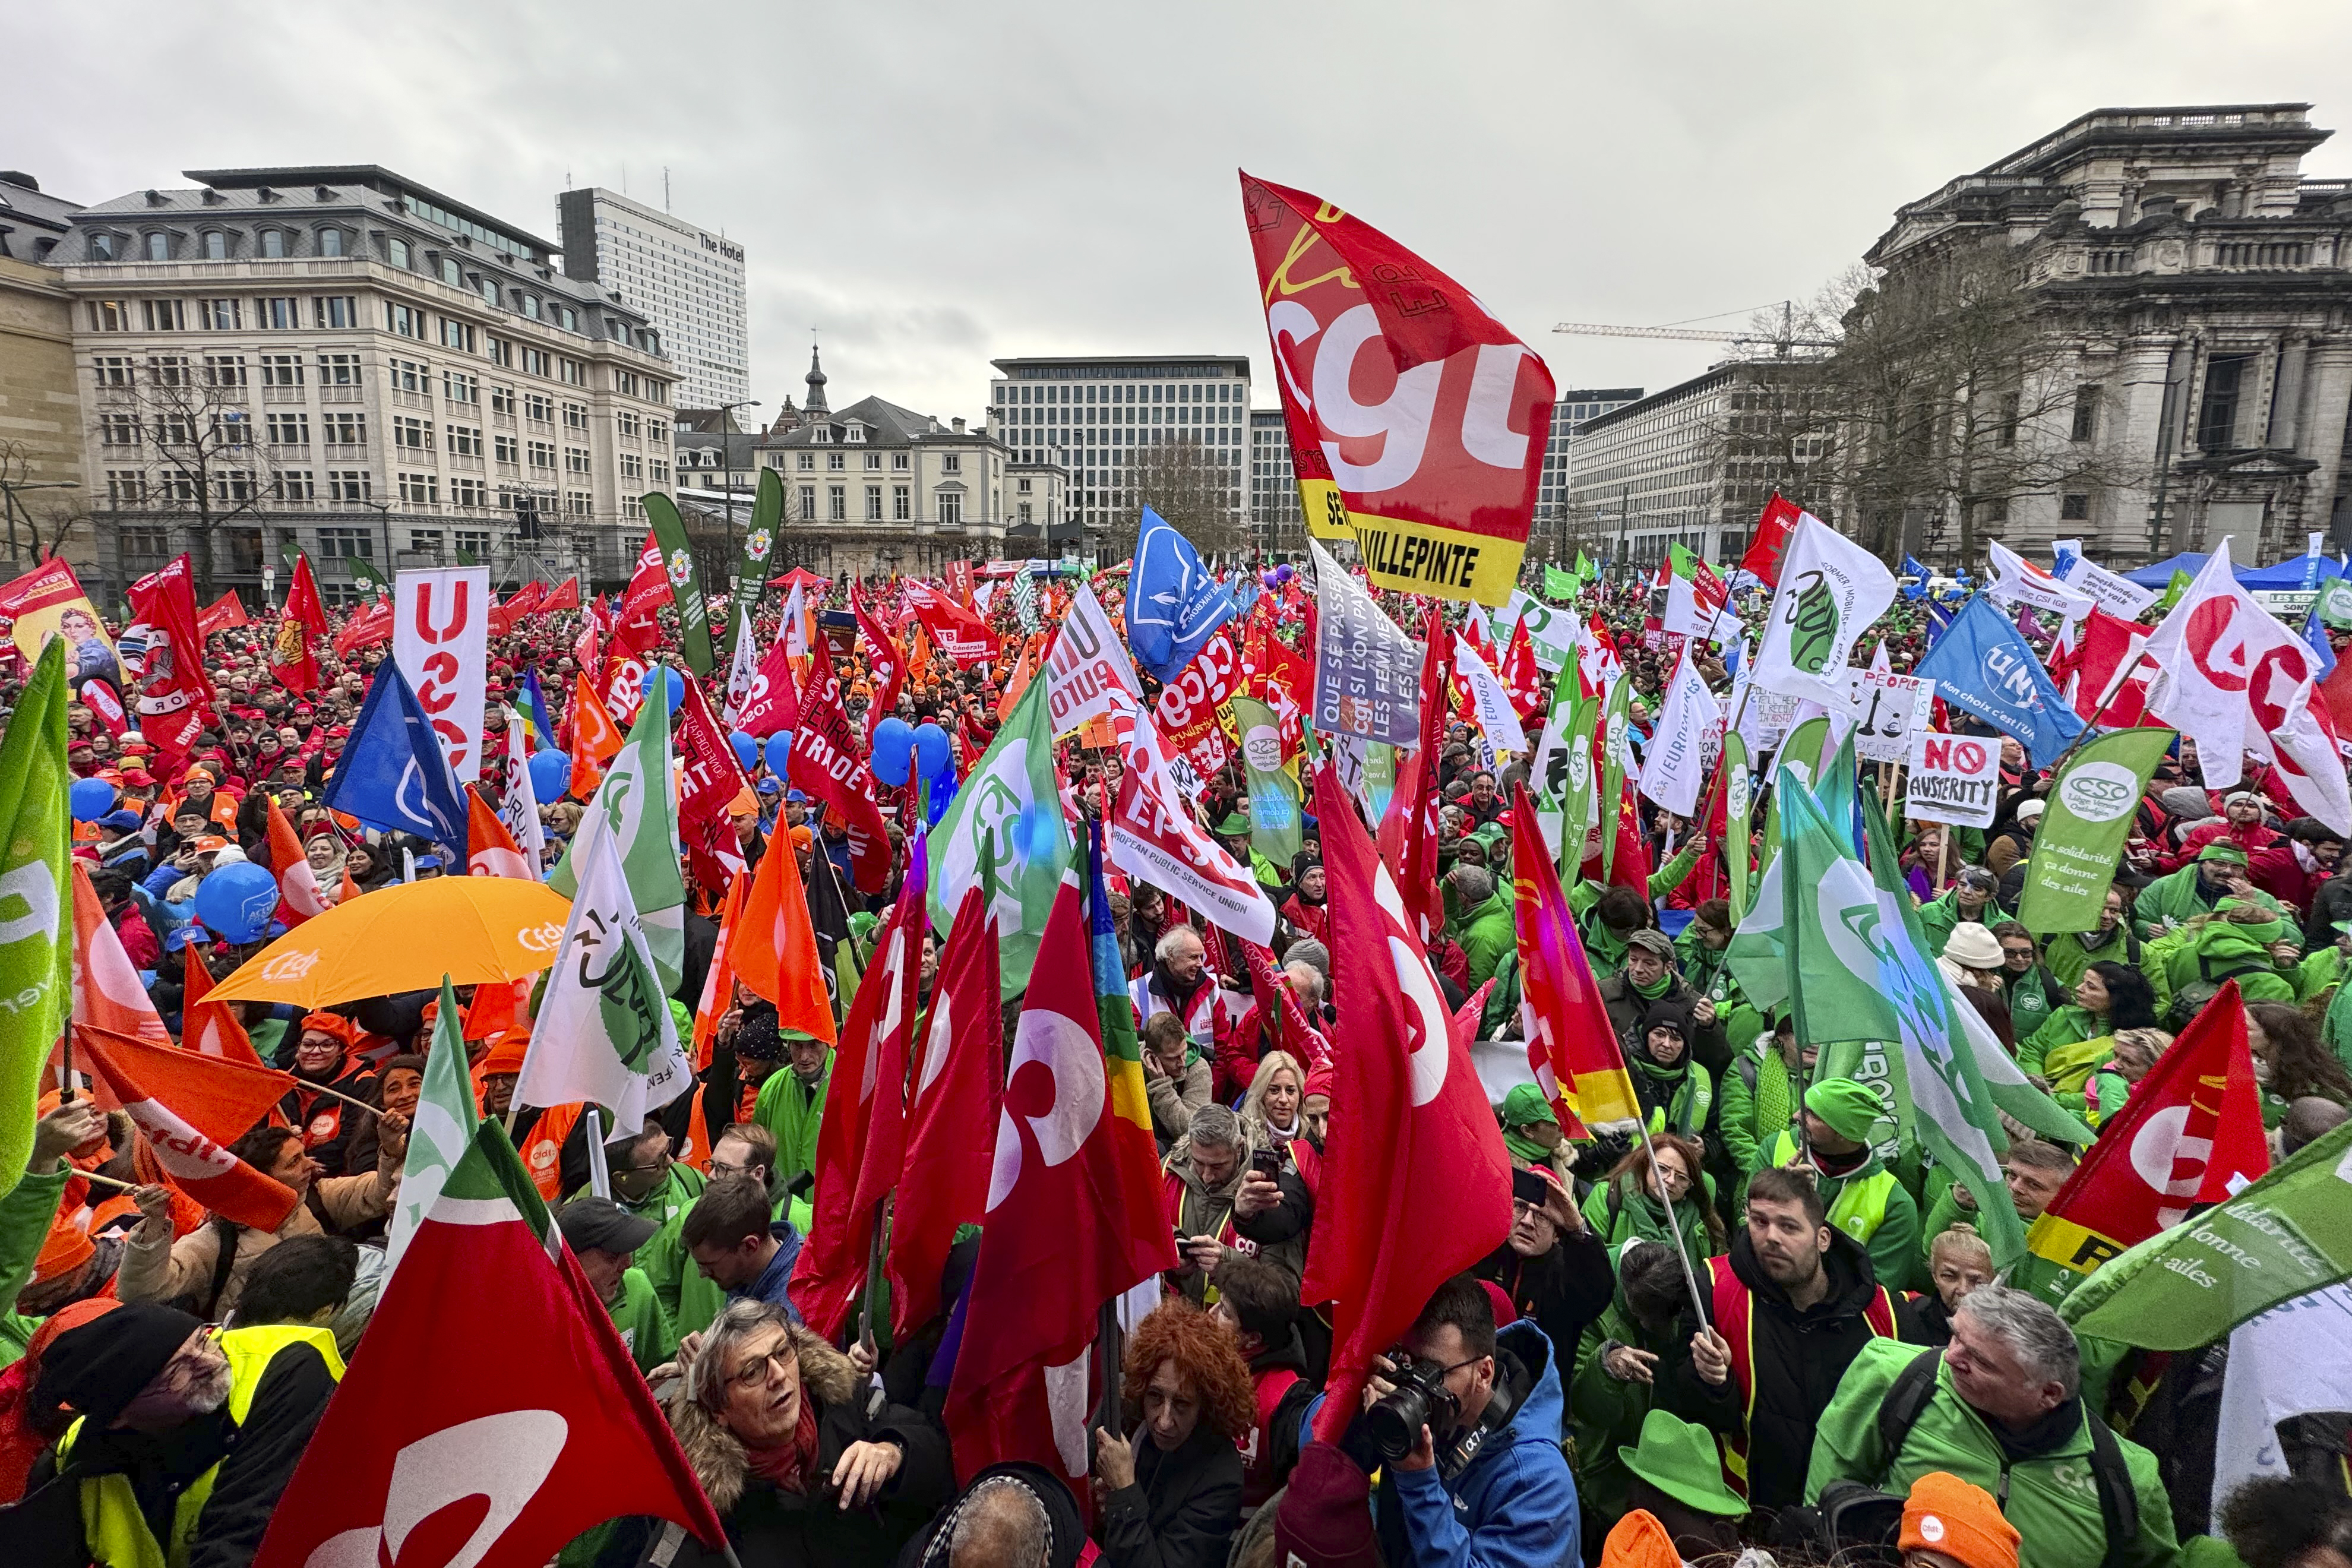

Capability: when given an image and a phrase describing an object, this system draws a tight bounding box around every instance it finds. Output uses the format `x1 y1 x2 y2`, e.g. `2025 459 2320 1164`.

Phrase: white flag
517 811 691 1130
721 606 759 728
1637 644 1717 817
1451 634 1528 754
1106 691 1276 947
1751 516 1896 706
1986 539 2094 623
1042 583 1142 736
2213 1287 2352 1521
502 715 546 877
782 581 808 662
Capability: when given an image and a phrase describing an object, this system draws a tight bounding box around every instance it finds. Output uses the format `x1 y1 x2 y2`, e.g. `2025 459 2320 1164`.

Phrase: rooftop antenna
621 163 627 195
663 167 671 213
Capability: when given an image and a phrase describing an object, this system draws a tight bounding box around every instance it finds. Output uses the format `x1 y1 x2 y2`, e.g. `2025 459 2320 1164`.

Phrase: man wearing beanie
1900 1471 2020 1568
24 1299 341 1568
1807 1284 2179 1568
1762 1077 1921 1293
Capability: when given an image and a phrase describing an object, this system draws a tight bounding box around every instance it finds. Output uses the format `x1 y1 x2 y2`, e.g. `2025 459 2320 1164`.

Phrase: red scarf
741 1397 821 1495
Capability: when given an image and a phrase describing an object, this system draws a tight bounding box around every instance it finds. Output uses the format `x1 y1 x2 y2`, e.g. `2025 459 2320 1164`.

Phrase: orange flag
731 833 838 1044
996 643 1037 723
265 796 331 925
569 669 623 800
182 944 265 1067
691 871 751 1070
76 1023 301 1232
466 786 533 879
66 862 170 1106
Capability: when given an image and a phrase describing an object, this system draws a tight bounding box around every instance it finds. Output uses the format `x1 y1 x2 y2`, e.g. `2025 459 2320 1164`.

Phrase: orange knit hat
478 1017 533 1076
31 1213 96 1284
1899 1472 2019 1568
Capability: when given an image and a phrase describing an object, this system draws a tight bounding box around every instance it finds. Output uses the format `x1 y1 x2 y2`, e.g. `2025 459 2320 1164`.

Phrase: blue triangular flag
1123 507 1237 681
323 659 470 853
2303 601 2338 684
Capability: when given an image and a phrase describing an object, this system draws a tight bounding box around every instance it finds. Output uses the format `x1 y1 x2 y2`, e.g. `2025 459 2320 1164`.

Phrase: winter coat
648 1323 954 1568
753 1057 832 1201
118 1166 396 1320
2133 863 2284 938
1806 1338 2182 1568
1145 1053 1214 1149
1582 1171 1716 1281
1161 1143 1302 1303
1470 1225 1616 1376
1096 1421 1244 1568
1596 973 1728 1076
1452 886 1516 991
2044 924 2141 990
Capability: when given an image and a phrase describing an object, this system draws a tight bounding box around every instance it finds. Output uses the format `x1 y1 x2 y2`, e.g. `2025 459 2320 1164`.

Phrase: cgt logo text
1357 527 1482 591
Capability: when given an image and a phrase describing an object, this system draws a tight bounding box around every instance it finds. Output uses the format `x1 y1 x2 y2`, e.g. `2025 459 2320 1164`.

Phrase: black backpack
2167 950 2272 1030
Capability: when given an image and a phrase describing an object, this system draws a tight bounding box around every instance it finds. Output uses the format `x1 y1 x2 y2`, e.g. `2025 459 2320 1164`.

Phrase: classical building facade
48 165 677 604
756 349 1057 578
557 186 748 410
985 355 1251 550
0 173 92 578
1863 103 2352 564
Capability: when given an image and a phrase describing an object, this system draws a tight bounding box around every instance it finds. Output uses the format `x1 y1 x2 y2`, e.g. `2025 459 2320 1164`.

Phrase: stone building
46 165 677 603
0 173 91 579
1863 103 2352 564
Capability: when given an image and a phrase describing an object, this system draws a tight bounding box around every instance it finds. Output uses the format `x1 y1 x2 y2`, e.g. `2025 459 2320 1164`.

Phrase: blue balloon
911 722 951 780
728 730 759 772
765 732 795 776
926 775 958 827
69 777 116 823
871 717 915 788
527 748 570 801
1011 802 1061 862
193 862 280 945
639 664 685 714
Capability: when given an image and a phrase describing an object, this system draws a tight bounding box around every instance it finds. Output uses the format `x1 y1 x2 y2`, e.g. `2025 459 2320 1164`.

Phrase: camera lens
1365 1384 1431 1460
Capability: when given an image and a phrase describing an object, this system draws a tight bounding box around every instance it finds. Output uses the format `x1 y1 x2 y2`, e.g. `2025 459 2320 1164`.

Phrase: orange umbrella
203 876 571 1008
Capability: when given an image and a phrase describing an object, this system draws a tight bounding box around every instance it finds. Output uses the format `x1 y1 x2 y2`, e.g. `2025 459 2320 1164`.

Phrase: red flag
252 1127 726 1568
80 681 128 737
890 883 1002 1340
851 583 905 741
673 678 752 896
332 598 394 659
1240 173 1554 605
2061 607 2154 728
467 786 533 879
181 943 264 1067
538 576 581 613
902 580 1001 667
124 555 214 773
1304 763 1512 1444
598 617 656 729
1499 617 1544 721
265 796 332 925
734 624 803 739
2027 981 2269 1274
788 641 892 894
1509 784 1640 1138
946 855 1179 1490
731 819 838 1045
788 860 926 1341
1740 494 1804 587
568 671 623 801
75 1024 300 1232
503 581 546 619
618 530 668 627
197 590 248 636
271 555 328 693
1385 607 1450 942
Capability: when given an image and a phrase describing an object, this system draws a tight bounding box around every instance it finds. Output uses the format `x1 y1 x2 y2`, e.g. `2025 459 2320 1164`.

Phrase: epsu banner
394 567 491 783
1241 172 1555 606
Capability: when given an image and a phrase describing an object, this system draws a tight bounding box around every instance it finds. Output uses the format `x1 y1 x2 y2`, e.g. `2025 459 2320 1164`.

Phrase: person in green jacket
583 1122 723 1339
1990 922 2067 1045
1497 1082 1573 1187
1582 1129 1719 1279
0 1102 105 1366
555 1195 678 1376
1806 1284 2182 1568
1991 1139 2083 1312
1569 1241 1724 1541
2133 840 2284 939
1569 843 1705 974
1762 1078 1921 1294
751 1022 833 1212
1718 1013 1811 1200
2152 904 2303 1023
2017 961 2160 1106
2084 1029 2165 1128
1626 1001 1713 1141
1917 866 2001 957
2043 887 2142 990
1444 862 1516 991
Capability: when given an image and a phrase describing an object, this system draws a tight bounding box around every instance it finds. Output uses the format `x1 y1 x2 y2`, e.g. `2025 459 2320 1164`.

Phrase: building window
258 230 284 259
203 355 246 387
326 473 372 503
274 469 314 501
387 303 425 339
489 385 514 416
444 370 477 404
2060 492 2092 521
937 491 962 526
485 336 511 368
826 485 845 521
322 412 366 446
455 528 491 555
892 452 909 472
265 412 309 445
315 296 356 328
799 486 817 521
2070 385 2101 443
146 232 169 262
440 318 474 352
451 478 489 508
410 529 445 555
318 526 374 556
619 452 641 480
558 359 583 386
494 434 518 464
564 447 589 475
203 232 227 261
258 297 298 330
388 236 410 270
796 453 815 472
259 353 303 387
388 358 427 394
812 425 831 445
393 416 432 451
562 402 586 431
826 451 845 472
399 472 440 505
99 413 139 447
195 298 240 331
2196 355 2252 452
448 424 482 457
892 485 910 521
528 441 555 470
559 307 577 333
863 485 883 521
479 277 500 306
89 299 130 331
90 233 116 261
317 352 361 386
142 299 185 331
520 295 540 320
524 393 552 423
942 453 961 474
318 228 344 258
147 355 191 387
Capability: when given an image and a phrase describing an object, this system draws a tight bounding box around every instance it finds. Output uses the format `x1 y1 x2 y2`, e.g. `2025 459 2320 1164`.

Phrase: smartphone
1250 1147 1283 1181
1511 1166 1553 1208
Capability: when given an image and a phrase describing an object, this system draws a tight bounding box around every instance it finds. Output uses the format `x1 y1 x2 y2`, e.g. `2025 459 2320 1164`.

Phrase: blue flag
2304 602 2339 684
1901 555 1929 599
323 659 469 853
1124 508 1235 681
520 667 556 748
1913 596 2084 767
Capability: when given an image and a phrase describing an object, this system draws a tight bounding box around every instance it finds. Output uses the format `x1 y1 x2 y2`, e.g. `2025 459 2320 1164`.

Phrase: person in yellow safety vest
1765 1078 1921 1295
29 1301 344 1568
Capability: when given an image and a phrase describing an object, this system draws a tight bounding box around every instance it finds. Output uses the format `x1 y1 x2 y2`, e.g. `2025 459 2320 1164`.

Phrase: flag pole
1627 1113 1712 1332
1092 1296 1125 1439
584 1106 610 1198
858 1194 890 1361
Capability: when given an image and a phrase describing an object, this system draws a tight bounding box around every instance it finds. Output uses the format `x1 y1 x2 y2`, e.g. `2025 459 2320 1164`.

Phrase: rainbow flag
1509 781 1642 1133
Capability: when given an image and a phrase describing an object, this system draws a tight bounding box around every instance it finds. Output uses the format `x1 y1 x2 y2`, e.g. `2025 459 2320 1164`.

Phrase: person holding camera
1160 1108 1302 1307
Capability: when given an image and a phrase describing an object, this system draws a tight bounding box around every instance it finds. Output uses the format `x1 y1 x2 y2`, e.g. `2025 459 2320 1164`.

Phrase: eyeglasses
1653 1166 1694 1191
708 1159 760 1178
728 1337 798 1390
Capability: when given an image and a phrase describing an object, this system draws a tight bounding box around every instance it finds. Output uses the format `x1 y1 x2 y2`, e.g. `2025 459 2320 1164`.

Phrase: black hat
556 1196 659 1256
34 1301 202 1427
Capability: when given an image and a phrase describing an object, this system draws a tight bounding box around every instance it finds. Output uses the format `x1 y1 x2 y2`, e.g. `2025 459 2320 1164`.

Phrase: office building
1248 408 1301 554
50 165 676 602
558 185 748 412
1535 387 1642 560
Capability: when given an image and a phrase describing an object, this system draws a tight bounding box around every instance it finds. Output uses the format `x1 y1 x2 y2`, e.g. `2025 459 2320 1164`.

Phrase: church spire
804 339 829 416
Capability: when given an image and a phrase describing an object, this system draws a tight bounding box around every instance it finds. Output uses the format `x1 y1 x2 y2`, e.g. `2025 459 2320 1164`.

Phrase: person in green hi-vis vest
1763 1079 1920 1295
752 1022 834 1219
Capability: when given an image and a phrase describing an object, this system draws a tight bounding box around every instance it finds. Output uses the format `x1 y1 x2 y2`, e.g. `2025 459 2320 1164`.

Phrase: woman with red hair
1093 1300 1253 1568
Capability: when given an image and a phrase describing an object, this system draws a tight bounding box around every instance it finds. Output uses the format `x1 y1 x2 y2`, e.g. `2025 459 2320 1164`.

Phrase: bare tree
0 440 90 571
102 351 287 598
1125 434 1247 556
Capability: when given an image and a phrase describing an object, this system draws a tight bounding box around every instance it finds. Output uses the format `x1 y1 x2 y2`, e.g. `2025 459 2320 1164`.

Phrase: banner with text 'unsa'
1241 172 1554 608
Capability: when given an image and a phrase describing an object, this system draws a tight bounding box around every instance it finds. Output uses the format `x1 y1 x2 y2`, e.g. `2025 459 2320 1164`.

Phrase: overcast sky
11 1 2350 422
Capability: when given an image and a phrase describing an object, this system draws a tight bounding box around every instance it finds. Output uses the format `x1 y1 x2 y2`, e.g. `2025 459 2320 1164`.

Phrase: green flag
441 1117 559 1256
0 641 70 1200
723 469 785 660
549 687 687 992
1532 675 1597 875
1573 551 1594 578
2018 727 2179 935
385 976 482 1272
1543 564 1579 600
928 676 1070 998
2158 567 2195 613
2061 1118 2352 1349
643 491 717 676
2319 576 2352 634
1723 730 1753 922
347 555 392 599
1363 741 1396 825
1234 696 1302 864
1597 676 1632 880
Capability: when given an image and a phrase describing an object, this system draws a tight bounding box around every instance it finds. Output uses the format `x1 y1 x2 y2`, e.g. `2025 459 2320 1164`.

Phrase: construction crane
1552 301 1836 356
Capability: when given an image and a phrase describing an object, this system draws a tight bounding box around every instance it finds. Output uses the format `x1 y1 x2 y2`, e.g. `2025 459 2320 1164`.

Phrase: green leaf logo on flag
595 927 669 1073
550 688 685 992
1789 573 1839 675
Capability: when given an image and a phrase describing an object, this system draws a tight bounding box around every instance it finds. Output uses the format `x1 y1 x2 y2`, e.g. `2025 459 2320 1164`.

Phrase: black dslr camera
1364 1353 1462 1460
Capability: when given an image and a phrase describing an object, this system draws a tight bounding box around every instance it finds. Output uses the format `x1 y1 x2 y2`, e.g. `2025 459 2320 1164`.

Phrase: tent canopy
2123 551 2345 590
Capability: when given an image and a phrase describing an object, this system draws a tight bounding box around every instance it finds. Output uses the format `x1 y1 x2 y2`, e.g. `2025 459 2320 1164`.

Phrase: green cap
1805 1077 1885 1143
1618 1408 1747 1517
2196 842 2249 865
1214 813 1252 837
1499 1082 1558 1130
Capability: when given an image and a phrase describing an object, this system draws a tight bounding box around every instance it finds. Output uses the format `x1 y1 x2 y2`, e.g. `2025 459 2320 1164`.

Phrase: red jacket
2164 818 2279 872
2250 841 2327 913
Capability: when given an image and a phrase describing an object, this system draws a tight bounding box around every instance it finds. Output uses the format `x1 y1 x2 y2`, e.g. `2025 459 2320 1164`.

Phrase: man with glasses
593 1123 725 1343
1990 921 2065 1042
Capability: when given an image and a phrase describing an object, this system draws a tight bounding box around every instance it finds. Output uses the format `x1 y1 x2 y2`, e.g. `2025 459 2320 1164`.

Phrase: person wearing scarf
1498 1083 1574 1189
1277 855 1327 946
277 1011 379 1179
1627 1001 1711 1140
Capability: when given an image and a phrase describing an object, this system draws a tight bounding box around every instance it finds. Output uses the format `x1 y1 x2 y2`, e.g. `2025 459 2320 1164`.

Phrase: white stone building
557 186 748 411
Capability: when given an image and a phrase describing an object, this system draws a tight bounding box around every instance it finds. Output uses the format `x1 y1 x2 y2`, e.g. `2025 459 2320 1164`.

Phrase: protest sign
1905 729 2001 827
394 566 491 782
1837 668 1930 764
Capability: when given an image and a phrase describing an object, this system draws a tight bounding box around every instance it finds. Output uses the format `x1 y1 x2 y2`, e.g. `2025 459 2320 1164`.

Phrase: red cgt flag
889 882 1002 1341
537 576 581 614
2027 979 2270 1276
254 1123 726 1568
124 554 216 774
1305 763 1512 1443
75 1023 300 1232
